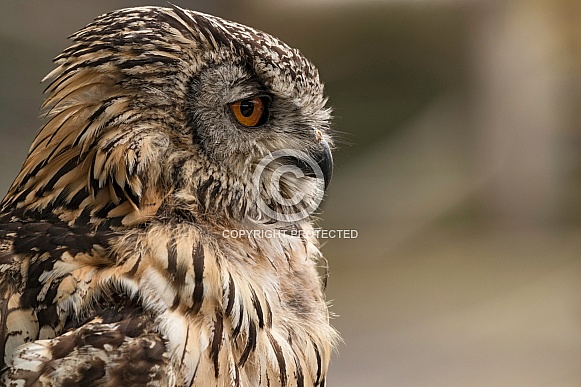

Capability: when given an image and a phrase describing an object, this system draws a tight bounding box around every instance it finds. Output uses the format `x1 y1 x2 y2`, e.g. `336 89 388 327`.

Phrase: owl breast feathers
0 6 337 387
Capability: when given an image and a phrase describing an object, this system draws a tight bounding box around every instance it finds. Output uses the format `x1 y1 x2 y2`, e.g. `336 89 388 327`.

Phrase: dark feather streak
267 332 287 387
191 242 204 314
224 273 235 316
250 286 264 329
211 310 223 378
238 320 256 368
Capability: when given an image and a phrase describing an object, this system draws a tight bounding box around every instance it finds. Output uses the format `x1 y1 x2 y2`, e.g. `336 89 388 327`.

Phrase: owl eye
229 96 269 127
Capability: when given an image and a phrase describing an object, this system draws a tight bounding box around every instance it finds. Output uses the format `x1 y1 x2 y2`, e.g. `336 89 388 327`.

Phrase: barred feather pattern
0 5 337 387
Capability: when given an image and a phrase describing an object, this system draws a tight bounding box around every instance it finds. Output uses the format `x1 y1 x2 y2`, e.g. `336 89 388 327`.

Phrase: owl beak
316 138 333 191
289 130 332 191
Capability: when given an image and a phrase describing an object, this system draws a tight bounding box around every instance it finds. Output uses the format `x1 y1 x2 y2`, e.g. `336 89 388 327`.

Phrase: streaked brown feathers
0 5 337 386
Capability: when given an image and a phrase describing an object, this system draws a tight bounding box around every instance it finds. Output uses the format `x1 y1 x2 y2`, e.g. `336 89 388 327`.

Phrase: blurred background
1 0 579 385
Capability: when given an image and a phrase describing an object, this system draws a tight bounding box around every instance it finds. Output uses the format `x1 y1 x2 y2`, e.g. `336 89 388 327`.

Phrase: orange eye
229 97 269 127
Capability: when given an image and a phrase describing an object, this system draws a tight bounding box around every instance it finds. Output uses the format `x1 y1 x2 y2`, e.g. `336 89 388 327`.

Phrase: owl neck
106 220 336 385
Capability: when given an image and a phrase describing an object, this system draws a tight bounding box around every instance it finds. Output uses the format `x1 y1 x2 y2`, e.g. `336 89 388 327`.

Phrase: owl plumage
0 6 337 386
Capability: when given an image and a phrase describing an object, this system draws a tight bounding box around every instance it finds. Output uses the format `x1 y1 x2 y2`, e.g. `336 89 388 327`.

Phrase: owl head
2 6 333 229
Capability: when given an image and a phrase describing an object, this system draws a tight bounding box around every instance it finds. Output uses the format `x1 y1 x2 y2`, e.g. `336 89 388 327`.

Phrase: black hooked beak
314 134 333 191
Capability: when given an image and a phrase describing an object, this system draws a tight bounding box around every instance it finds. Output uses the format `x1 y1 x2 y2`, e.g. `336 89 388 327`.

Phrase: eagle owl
0 6 338 386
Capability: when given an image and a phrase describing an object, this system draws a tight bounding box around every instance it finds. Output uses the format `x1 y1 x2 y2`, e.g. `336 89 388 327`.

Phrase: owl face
178 59 333 224
168 9 334 225
3 6 333 227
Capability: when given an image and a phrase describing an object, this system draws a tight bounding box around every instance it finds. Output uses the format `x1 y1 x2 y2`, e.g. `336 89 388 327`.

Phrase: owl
0 6 337 387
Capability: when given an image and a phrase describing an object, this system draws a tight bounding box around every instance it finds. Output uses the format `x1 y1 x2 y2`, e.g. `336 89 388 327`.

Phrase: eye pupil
239 100 255 117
